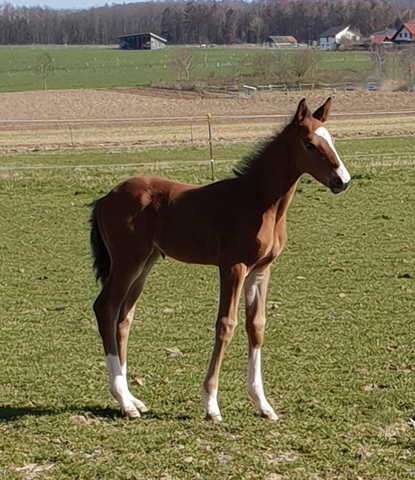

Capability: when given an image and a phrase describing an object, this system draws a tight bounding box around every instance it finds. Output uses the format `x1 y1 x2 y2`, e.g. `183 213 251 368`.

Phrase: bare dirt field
2 87 415 120
1 87 415 151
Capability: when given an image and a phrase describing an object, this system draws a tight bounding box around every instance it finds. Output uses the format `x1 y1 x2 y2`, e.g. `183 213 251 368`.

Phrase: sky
7 0 138 9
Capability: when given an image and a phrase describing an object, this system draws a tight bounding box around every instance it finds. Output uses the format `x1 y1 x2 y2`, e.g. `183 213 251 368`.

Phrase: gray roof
117 32 167 43
319 26 349 38
373 29 396 36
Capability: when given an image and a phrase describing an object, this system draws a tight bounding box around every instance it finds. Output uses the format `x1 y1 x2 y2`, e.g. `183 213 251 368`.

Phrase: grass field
0 46 371 94
1 138 415 479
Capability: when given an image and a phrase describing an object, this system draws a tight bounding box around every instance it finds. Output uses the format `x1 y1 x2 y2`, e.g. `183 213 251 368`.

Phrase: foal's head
289 98 350 194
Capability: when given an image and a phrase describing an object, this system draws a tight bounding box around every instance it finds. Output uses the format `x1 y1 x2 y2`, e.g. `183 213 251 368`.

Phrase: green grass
1 135 415 168
0 46 372 93
1 139 415 479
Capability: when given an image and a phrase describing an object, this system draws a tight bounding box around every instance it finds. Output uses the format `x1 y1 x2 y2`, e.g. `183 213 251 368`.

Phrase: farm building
392 23 415 44
265 36 297 47
118 32 167 50
371 29 396 44
319 26 360 50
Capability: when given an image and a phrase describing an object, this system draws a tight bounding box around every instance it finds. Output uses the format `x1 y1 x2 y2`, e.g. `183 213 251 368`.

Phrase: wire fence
1 110 415 154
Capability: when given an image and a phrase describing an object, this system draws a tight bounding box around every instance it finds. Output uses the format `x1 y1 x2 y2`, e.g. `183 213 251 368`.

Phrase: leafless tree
250 51 291 84
0 0 413 47
370 45 387 70
172 49 194 80
252 52 274 83
34 52 54 90
290 49 318 83
400 46 415 89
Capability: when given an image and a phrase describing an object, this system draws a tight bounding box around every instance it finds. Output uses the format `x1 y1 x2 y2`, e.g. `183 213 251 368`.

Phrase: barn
117 32 167 50
266 36 297 47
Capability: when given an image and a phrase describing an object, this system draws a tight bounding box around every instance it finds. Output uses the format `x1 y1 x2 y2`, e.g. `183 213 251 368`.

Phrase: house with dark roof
392 23 415 44
319 26 359 50
266 36 297 47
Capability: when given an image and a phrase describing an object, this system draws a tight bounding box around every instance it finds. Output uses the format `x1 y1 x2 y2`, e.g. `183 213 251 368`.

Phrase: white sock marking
106 354 138 415
247 349 274 414
203 387 221 418
315 126 351 184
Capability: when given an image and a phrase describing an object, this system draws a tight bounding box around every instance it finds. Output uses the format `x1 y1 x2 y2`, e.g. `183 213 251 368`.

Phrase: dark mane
232 139 273 178
232 127 286 178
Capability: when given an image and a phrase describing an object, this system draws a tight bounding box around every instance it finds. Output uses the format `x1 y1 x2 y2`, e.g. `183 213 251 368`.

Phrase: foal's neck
241 127 300 213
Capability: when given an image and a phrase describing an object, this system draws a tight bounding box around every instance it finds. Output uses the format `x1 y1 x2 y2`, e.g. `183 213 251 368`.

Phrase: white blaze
315 126 351 184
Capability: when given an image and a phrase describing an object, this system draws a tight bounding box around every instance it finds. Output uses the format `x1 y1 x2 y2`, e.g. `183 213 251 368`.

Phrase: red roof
405 24 415 37
372 34 394 44
393 23 415 40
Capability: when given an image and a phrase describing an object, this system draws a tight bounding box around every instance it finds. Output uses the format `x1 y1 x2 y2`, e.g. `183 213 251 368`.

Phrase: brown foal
90 98 350 422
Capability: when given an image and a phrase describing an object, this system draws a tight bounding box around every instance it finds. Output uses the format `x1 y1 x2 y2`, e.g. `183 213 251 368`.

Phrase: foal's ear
293 98 311 125
313 97 332 123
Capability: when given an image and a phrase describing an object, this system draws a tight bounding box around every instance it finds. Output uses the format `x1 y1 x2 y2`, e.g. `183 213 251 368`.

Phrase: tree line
1 0 415 46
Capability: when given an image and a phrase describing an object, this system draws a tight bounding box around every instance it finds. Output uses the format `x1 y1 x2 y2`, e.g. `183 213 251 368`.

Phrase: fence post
189 118 193 143
69 124 74 147
207 113 214 181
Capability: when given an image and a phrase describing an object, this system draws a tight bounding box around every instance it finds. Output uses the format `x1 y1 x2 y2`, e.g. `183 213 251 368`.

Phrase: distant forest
0 0 415 45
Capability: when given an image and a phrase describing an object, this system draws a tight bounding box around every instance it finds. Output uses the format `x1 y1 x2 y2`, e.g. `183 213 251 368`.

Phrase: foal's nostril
329 175 348 193
331 176 343 189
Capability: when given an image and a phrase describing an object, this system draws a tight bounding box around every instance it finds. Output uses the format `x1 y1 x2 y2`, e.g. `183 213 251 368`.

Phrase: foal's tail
90 199 111 284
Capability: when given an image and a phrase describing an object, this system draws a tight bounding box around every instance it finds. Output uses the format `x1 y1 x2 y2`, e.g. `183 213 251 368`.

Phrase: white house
319 26 360 50
392 23 415 43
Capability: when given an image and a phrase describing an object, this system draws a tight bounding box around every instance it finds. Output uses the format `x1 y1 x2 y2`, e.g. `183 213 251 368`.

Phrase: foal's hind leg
116 249 160 415
93 252 153 418
94 269 138 417
244 267 278 421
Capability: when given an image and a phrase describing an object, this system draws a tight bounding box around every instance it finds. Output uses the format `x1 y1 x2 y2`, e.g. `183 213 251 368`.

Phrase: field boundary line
1 134 415 157
1 133 415 155
3 152 415 171
2 110 415 125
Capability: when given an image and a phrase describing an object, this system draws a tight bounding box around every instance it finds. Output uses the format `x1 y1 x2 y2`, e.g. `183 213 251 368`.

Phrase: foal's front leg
245 267 278 420
203 264 246 423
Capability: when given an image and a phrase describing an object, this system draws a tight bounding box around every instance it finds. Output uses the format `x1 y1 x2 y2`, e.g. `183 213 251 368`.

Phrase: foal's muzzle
329 175 350 194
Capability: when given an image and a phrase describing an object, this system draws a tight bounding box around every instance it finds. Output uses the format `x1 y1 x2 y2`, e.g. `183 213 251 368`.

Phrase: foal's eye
306 143 315 150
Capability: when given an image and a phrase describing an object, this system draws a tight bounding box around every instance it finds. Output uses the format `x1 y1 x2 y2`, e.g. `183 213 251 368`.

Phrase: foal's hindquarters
91 182 162 418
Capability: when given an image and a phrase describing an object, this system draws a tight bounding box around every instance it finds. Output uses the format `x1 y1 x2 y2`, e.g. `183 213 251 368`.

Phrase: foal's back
100 175 244 266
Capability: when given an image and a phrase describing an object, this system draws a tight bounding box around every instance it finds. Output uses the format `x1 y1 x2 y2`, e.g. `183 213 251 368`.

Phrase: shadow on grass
0 404 119 422
0 405 193 422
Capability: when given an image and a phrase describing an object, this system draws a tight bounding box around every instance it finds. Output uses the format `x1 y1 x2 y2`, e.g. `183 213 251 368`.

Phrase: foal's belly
155 236 219 266
152 194 287 268
154 223 284 269
153 214 220 266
